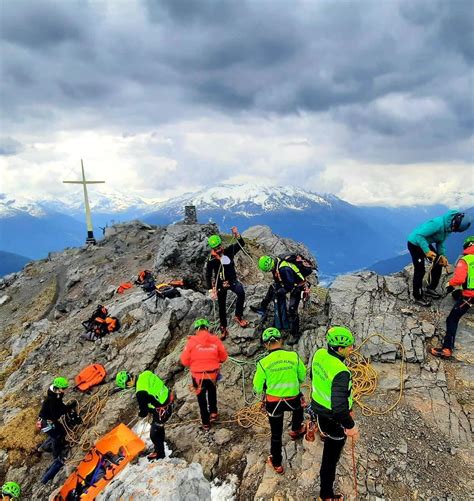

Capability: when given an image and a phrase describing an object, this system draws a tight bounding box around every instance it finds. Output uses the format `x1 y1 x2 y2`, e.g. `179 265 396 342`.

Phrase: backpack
74 364 107 392
136 270 156 292
80 317 120 342
82 305 109 332
277 253 316 278
156 284 181 299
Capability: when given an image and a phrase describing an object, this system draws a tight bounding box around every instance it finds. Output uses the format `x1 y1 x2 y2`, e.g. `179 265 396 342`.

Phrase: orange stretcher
53 423 145 500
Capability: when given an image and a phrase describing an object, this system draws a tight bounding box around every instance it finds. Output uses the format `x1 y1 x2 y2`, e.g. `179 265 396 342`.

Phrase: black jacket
205 236 245 289
39 388 71 423
274 265 305 292
311 348 355 429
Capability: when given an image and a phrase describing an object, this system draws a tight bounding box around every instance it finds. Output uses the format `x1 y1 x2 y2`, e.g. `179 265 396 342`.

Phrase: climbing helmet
258 256 275 272
194 318 210 330
53 377 69 389
208 235 222 249
115 370 132 389
326 326 354 348
262 327 282 343
463 235 474 249
2 482 21 498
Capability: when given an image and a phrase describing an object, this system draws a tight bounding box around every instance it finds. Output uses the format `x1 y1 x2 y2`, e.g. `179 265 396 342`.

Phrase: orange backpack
75 364 107 392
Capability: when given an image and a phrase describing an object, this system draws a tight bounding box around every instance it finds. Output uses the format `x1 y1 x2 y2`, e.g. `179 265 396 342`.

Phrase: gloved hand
425 250 437 261
438 255 449 267
231 226 239 238
209 288 217 300
344 425 359 441
445 284 454 294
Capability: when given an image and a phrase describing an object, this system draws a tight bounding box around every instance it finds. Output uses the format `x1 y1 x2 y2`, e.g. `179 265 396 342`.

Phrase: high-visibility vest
461 255 474 290
279 260 305 283
136 371 169 409
311 348 353 410
256 350 303 398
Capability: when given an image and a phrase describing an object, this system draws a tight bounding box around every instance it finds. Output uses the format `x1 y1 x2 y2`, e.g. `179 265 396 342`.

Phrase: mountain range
0 185 471 279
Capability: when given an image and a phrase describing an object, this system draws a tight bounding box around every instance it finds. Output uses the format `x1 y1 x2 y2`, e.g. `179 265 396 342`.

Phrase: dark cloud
0 0 472 167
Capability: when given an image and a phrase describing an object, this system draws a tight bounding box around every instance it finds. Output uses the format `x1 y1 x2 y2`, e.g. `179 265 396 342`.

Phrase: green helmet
463 235 474 249
193 318 210 330
208 235 222 249
326 326 354 348
262 327 282 343
115 370 131 389
258 255 275 272
53 377 69 389
2 482 21 498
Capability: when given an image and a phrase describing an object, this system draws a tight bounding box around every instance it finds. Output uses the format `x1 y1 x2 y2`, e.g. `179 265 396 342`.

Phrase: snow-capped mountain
150 184 331 217
0 184 456 276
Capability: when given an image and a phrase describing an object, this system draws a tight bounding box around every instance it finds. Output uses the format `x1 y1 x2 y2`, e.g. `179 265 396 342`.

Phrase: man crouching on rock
311 326 359 501
116 370 173 460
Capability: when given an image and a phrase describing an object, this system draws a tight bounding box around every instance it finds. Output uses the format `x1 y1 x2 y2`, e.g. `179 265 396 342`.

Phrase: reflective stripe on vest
279 260 305 283
311 348 353 410
136 371 169 409
461 255 474 290
258 350 302 398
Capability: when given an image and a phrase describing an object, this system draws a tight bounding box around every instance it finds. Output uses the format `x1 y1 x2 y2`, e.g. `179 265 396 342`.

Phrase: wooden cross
63 159 105 244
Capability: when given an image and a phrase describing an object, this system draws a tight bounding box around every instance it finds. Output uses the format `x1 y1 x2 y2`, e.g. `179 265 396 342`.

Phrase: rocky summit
0 220 472 500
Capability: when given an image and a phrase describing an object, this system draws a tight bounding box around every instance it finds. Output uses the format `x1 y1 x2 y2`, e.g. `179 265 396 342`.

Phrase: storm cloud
0 0 472 206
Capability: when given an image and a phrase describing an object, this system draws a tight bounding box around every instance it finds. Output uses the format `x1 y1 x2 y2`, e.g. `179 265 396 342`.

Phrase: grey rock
97 458 211 500
213 428 233 445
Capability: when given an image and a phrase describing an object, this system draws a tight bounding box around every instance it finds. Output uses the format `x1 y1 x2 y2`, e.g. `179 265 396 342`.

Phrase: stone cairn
184 205 198 224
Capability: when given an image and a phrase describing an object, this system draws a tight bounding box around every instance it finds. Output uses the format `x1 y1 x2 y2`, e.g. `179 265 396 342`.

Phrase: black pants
265 396 304 467
150 405 173 459
217 280 245 327
444 296 473 349
317 415 347 499
407 242 442 299
261 285 301 338
193 378 217 426
47 422 66 459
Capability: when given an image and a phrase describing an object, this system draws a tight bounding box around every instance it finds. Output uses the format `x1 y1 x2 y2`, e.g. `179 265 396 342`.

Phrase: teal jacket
407 210 458 256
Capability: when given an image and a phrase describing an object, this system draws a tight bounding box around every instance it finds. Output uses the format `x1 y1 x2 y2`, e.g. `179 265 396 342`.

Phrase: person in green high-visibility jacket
253 327 307 474
311 326 359 501
115 370 173 461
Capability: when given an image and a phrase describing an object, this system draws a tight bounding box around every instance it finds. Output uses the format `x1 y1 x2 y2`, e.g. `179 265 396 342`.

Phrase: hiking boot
234 316 249 328
219 326 229 340
305 421 317 442
250 305 266 316
147 452 165 461
414 297 432 307
318 496 344 501
425 289 442 299
202 424 211 432
289 424 306 440
210 412 219 422
267 456 284 474
430 347 452 359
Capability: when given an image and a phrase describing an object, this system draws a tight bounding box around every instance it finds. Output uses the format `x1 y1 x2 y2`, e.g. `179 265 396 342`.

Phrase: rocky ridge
0 220 472 500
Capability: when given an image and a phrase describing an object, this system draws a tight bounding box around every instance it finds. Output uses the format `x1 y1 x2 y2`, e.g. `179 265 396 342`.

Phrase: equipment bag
75 364 107 392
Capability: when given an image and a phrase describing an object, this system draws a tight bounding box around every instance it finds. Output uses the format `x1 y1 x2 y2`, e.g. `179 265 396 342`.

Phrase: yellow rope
347 333 405 416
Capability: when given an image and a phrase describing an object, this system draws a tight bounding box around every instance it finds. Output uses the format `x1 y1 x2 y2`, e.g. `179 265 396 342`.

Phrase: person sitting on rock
206 227 248 340
431 235 474 359
311 326 359 501
38 377 76 462
253 327 306 474
407 211 471 307
253 255 310 345
116 370 173 461
1 482 21 501
180 318 228 431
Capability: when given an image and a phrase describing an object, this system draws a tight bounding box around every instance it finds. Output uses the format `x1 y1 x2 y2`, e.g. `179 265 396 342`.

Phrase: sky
0 0 473 207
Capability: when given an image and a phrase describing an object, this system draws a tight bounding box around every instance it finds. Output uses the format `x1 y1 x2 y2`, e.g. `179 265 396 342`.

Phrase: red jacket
449 246 474 297
180 329 228 379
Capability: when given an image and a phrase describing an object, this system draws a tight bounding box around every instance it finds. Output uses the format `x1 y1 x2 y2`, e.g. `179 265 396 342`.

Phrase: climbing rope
346 333 406 416
60 386 112 466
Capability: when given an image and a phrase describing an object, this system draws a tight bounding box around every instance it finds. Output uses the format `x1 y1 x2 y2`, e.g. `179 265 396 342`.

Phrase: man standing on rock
206 227 248 340
254 255 310 344
311 326 358 501
180 318 228 431
116 370 173 460
431 235 474 359
253 327 306 474
407 211 471 307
